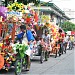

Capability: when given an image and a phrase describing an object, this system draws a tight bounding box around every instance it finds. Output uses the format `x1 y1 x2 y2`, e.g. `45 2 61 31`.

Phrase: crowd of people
0 19 75 71
14 22 75 70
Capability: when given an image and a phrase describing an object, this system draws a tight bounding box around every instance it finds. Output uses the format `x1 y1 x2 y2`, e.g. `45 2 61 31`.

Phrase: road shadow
0 68 15 74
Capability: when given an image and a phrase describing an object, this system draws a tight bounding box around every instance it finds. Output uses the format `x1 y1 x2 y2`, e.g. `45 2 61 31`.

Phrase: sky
41 0 75 19
41 0 75 10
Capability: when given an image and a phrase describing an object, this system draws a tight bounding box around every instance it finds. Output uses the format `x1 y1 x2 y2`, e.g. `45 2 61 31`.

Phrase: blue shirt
17 32 24 39
26 30 35 41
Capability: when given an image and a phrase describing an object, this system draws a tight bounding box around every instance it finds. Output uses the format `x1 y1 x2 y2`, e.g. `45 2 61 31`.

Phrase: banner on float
7 11 22 19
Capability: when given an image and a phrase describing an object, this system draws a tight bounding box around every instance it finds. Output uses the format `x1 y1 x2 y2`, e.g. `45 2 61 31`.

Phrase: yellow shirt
70 36 74 42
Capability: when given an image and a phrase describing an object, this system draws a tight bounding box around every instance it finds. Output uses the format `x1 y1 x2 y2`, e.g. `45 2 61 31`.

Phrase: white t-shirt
64 36 69 42
42 34 50 44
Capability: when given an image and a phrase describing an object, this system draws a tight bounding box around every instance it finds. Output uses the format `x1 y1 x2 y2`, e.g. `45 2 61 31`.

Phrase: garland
13 44 28 58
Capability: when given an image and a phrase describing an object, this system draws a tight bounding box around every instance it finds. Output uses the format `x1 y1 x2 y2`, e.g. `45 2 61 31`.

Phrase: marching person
42 31 51 59
69 35 74 49
42 31 51 50
58 29 64 56
63 33 69 52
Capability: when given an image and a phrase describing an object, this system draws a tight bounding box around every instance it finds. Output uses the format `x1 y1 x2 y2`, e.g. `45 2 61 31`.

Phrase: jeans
59 42 63 54
69 41 73 49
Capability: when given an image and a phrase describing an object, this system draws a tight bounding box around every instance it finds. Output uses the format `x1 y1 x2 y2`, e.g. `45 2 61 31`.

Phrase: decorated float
42 22 61 58
0 2 36 74
0 2 67 74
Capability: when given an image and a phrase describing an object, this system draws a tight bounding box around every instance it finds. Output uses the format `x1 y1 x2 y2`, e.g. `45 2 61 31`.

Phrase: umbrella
0 6 7 19
0 12 6 19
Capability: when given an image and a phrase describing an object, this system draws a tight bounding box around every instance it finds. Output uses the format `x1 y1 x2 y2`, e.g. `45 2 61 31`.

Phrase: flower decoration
7 2 24 12
13 44 28 58
0 44 16 70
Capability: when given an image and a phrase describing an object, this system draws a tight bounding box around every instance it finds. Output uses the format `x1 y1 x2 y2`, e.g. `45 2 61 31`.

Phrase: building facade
32 3 70 26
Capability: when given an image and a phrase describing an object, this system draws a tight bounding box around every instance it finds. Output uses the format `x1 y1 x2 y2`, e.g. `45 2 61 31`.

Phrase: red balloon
61 32 65 38
26 17 31 23
51 28 54 32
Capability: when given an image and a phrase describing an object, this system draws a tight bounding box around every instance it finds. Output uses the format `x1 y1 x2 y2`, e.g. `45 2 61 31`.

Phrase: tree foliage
61 21 75 32
17 0 40 5
3 0 40 6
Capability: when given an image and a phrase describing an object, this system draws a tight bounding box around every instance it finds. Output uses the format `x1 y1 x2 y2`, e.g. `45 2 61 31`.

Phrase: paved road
0 48 75 75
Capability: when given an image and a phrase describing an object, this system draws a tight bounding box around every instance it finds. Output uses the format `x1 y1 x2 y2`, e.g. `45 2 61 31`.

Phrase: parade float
0 2 67 74
33 13 61 58
0 2 34 74
42 22 60 58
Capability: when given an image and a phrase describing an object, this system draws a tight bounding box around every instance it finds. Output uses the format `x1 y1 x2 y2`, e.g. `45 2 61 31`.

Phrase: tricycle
30 40 49 63
50 41 60 58
0 42 30 75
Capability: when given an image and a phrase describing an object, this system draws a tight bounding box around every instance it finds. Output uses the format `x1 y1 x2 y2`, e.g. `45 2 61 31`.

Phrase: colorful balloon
0 6 7 19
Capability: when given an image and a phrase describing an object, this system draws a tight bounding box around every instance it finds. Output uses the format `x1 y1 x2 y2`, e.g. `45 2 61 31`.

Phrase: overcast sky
41 0 75 18
41 0 75 11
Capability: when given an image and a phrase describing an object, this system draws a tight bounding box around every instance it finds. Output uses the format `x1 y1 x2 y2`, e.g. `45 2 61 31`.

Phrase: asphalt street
0 47 75 75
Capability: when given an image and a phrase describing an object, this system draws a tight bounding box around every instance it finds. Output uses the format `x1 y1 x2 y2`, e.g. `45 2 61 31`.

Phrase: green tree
3 0 40 6
17 0 40 5
61 21 75 32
